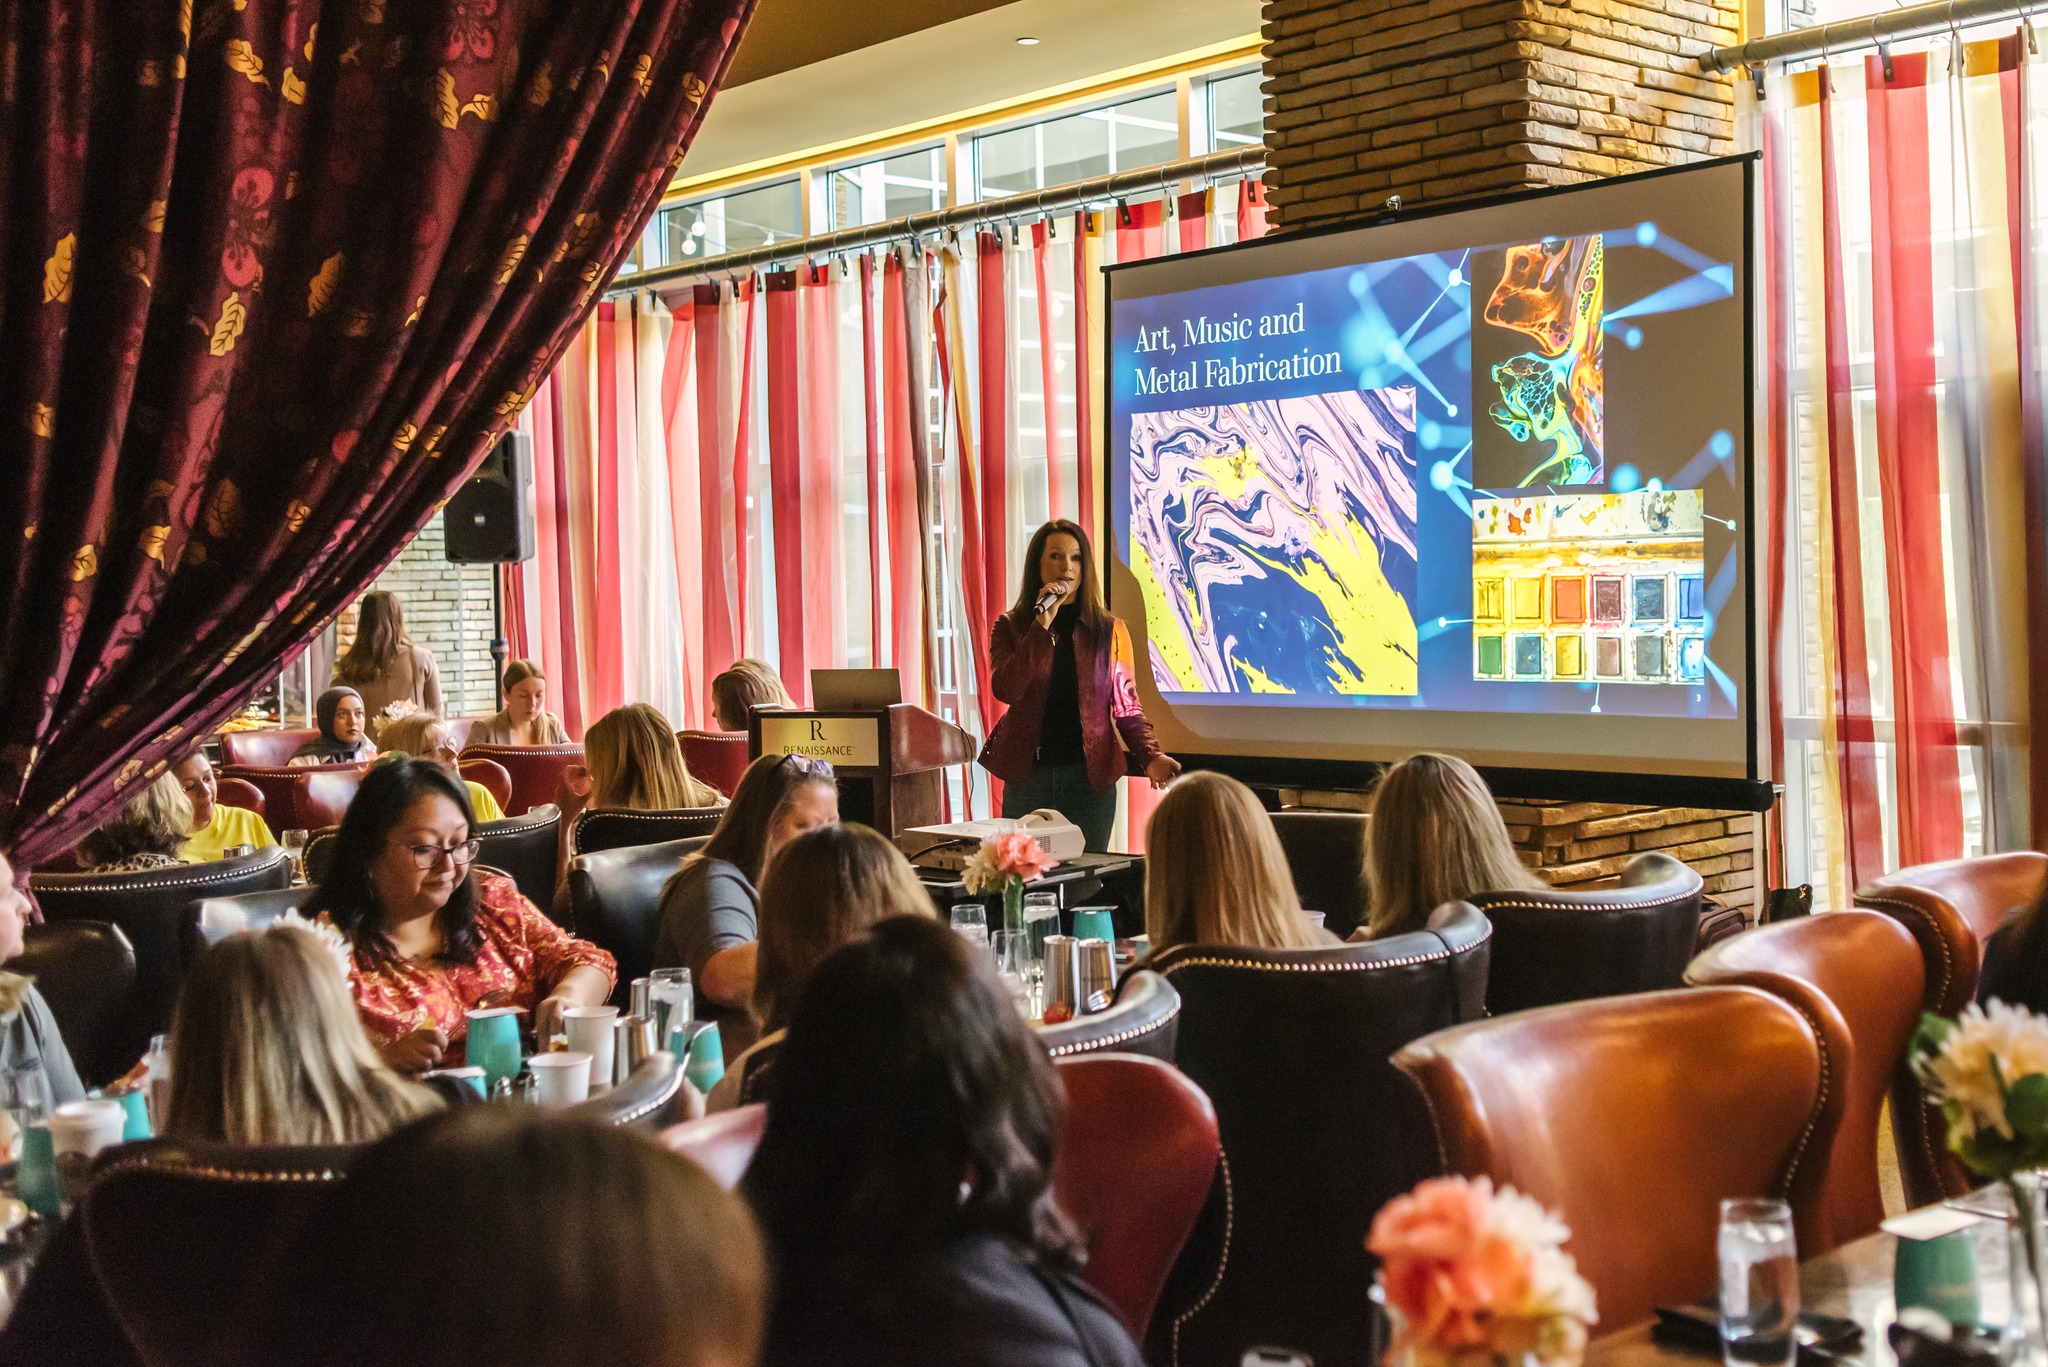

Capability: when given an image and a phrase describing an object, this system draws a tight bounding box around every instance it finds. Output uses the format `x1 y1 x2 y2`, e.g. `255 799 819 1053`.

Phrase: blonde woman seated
161 921 441 1145
78 772 192 874
1356 751 1545 941
1144 771 1331 956
468 659 569 746
708 823 935 1112
175 750 275 864
376 713 506 822
555 703 723 898
710 659 795 733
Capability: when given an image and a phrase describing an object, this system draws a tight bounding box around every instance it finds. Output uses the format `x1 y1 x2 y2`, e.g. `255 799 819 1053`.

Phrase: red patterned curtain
0 0 754 865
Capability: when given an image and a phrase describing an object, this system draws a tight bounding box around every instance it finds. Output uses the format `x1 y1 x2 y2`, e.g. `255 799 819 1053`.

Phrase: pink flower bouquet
960 829 1056 895
1369 1176 1596 1367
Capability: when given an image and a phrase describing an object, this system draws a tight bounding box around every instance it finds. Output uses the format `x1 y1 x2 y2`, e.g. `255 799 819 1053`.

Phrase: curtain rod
609 147 1265 296
1699 0 2032 72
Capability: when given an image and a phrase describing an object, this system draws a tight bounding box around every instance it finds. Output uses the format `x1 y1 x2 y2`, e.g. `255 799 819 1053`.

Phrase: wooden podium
749 704 976 837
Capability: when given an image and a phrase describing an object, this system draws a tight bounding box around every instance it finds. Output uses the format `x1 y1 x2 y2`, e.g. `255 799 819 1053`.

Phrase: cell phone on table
1241 1351 1313 1367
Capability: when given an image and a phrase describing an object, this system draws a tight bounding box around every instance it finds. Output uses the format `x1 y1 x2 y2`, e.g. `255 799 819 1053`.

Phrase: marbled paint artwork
1128 389 1420 697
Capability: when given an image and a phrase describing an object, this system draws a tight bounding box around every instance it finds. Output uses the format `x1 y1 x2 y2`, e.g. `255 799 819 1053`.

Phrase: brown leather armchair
566 836 704 1003
1685 911 1923 1249
13 921 137 1089
1146 902 1492 1367
457 756 513 813
570 805 724 857
569 1051 690 1129
1855 851 2048 1205
1472 850 1705 1016
1395 985 1842 1333
1034 968 1179 1063
216 765 306 831
1269 809 1369 938
210 776 266 822
215 727 319 768
458 742 584 817
678 729 750 798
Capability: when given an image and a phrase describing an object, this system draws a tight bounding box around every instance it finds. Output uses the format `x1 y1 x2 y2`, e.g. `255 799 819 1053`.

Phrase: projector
900 810 1087 871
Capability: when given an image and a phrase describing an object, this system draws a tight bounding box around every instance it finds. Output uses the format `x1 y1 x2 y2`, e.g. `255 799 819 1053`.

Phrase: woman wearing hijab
291 687 379 767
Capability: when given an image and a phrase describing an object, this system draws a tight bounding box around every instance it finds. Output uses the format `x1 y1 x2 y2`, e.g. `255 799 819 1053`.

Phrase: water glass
280 828 310 881
992 930 1037 1017
1719 1197 1798 1367
1023 894 1061 976
648 968 693 1041
951 904 990 950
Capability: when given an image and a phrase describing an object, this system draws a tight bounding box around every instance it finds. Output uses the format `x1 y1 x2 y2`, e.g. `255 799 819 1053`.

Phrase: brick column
1260 0 1743 229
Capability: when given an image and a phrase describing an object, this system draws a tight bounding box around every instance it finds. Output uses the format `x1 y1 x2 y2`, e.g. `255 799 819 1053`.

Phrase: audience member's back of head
742 915 1077 1308
586 702 719 809
711 658 794 732
79 769 192 868
230 1107 765 1367
1144 770 1321 954
164 922 438 1145
752 823 934 1031
1364 751 1541 939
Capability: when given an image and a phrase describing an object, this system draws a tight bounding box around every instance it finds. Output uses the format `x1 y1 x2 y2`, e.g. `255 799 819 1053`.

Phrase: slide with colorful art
1106 156 1756 789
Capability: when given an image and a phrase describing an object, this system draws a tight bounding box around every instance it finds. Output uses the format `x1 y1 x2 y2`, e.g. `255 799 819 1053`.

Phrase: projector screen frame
1099 153 1767 813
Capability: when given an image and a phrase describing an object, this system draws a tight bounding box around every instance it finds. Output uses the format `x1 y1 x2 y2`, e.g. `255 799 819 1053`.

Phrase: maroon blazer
978 607 1163 793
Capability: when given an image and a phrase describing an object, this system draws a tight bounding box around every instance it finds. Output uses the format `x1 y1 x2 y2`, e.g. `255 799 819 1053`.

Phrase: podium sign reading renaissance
758 715 881 768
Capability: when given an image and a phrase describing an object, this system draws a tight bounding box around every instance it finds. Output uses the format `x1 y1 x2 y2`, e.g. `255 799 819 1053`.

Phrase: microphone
1035 580 1072 616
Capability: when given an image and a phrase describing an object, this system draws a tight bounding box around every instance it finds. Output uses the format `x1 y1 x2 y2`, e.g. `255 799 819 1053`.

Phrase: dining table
1588 1193 2013 1367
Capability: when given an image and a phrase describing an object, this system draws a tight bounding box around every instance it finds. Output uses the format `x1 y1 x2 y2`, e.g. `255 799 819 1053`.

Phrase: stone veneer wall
1498 799 1756 898
335 518 499 720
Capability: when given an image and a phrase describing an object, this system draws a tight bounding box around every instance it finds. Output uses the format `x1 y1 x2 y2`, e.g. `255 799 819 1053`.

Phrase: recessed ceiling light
1016 36 1040 45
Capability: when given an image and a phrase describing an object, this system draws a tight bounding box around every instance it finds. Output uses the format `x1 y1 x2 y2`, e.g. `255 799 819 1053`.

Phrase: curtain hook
1749 60 1766 100
1878 39 1894 81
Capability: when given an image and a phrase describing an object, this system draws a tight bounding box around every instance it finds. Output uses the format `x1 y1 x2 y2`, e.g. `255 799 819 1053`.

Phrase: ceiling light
1016 36 1040 45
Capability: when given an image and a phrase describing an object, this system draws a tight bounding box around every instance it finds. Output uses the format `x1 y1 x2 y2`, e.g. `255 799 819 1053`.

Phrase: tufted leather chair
33 849 293 1071
567 836 704 1005
181 887 312 965
678 730 751 798
1686 911 1923 1249
663 1101 769 1188
290 764 368 831
457 757 513 814
569 1051 690 1129
216 766 305 832
457 742 583 817
1269 809 1370 938
1146 902 1492 1367
1855 851 2048 1205
1395 985 1842 1333
215 728 319 769
570 805 724 858
1472 851 1705 1016
0 1138 359 1367
210 777 265 822
1035 969 1180 1063
1053 1052 1219 1339
14 921 137 1089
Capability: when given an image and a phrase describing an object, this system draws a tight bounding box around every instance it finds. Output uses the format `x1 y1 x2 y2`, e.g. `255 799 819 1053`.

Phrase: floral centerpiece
960 829 1057 935
1369 1175 1598 1367
1914 999 2048 1357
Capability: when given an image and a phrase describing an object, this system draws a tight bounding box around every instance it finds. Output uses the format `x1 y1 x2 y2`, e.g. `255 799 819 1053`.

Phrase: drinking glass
1719 1197 1798 1367
992 930 1037 1017
950 904 990 950
648 968 693 1041
280 829 310 882
0 1067 50 1162
1023 893 1061 978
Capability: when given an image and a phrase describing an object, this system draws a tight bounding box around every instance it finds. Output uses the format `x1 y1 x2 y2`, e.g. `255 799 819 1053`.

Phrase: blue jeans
1001 762 1118 853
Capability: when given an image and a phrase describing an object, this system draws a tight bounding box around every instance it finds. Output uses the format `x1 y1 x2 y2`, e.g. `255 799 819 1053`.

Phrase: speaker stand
490 568 509 709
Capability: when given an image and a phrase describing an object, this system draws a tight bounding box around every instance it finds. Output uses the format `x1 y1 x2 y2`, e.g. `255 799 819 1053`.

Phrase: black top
759 1232 1143 1367
1037 604 1085 766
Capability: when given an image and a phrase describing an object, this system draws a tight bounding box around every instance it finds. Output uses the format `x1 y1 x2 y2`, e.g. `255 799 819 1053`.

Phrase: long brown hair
500 658 544 693
164 923 439 1145
689 753 837 885
1145 771 1322 954
1363 752 1543 939
753 824 935 1031
711 658 794 731
585 703 719 810
335 591 408 684
1010 518 1106 631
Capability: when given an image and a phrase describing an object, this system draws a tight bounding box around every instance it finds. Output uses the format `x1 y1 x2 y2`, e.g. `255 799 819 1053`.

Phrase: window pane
1039 114 1112 187
1109 91 1179 171
829 146 946 228
1209 71 1265 147
664 180 802 260
976 125 1040 197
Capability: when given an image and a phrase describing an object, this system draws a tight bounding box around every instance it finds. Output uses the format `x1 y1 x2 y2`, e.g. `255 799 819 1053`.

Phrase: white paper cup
562 1006 618 1091
49 1099 127 1207
525 1052 592 1107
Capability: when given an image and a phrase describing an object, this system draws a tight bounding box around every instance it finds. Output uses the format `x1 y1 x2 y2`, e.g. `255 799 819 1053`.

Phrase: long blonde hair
585 704 719 810
753 824 934 1031
81 770 193 866
1145 772 1322 954
1364 752 1544 939
163 923 440 1145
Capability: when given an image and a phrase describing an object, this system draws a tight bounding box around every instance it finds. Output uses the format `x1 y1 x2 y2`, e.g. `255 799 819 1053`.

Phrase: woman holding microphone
979 519 1181 852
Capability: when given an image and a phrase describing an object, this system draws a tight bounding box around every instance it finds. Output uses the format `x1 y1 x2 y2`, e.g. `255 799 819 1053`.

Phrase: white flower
1922 998 2048 1139
274 910 356 981
1490 1182 1599 1325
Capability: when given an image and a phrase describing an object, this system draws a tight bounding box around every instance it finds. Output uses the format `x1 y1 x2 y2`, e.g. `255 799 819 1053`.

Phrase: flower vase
2008 1173 2048 1367
1003 878 1025 936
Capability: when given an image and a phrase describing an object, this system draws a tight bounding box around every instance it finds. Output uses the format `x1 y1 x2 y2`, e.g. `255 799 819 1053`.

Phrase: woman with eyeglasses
307 758 616 1075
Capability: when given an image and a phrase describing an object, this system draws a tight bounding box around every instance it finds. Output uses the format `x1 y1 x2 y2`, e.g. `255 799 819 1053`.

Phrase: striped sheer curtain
1763 35 2048 909
508 186 1265 838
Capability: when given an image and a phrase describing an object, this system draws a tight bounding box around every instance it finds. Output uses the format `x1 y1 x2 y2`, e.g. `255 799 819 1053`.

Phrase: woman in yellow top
373 715 507 822
175 752 277 864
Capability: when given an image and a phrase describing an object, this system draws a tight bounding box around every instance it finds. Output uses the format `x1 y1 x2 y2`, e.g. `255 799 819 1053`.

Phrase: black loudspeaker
444 430 535 563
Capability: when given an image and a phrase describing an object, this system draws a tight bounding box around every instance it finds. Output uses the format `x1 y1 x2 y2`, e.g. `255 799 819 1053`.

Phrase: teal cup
464 1008 524 1091
1895 1229 1979 1329
1071 908 1115 944
16 1127 58 1221
115 1089 151 1141
680 1021 724 1093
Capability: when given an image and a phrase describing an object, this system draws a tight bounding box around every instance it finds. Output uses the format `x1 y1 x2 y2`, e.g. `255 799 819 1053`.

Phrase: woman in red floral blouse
306 758 615 1074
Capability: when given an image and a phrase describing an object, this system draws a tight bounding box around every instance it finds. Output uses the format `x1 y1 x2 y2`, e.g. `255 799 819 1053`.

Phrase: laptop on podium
810 668 903 711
